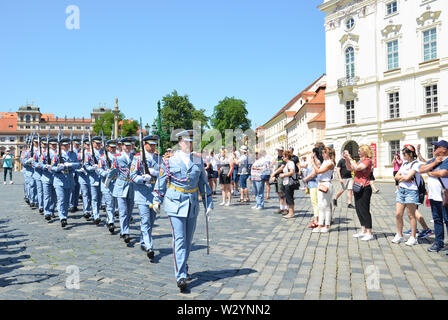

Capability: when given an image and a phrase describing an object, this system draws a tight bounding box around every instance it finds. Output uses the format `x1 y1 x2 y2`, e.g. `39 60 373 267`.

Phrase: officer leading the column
152 130 213 293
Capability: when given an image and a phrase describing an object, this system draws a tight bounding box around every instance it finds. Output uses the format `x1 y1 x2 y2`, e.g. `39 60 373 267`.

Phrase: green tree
153 90 209 151
210 97 251 143
122 119 139 137
93 111 138 138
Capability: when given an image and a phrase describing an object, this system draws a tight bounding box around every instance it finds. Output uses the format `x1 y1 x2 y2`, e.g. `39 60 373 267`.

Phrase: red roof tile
308 110 326 123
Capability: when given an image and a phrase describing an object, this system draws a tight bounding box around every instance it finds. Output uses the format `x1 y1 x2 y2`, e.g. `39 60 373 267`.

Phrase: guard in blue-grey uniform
152 130 213 292
21 138 38 208
51 137 81 228
69 137 81 213
31 138 45 214
40 138 58 221
84 136 104 225
130 135 161 260
97 139 118 234
112 137 136 244
77 138 92 219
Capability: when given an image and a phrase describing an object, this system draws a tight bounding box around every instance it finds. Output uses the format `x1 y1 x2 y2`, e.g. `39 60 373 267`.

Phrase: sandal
237 199 244 203
308 222 318 228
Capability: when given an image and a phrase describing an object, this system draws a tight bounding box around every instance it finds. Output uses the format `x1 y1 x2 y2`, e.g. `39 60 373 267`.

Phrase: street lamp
145 123 150 135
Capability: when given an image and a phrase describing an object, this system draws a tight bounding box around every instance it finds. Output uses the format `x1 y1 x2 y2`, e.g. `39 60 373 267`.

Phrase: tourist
392 153 403 193
205 150 218 195
344 144 375 241
231 146 240 196
303 154 319 228
270 146 287 214
218 148 233 206
392 144 421 246
260 150 273 199
280 150 297 219
333 150 355 209
312 147 335 232
250 150 267 209
236 146 250 203
419 140 448 252
2 149 14 185
369 163 380 193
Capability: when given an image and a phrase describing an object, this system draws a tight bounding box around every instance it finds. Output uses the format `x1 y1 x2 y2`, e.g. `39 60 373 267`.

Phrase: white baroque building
318 0 448 179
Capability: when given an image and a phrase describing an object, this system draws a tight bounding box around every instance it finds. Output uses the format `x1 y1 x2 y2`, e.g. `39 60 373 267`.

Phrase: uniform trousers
42 182 56 217
117 196 134 235
55 186 73 221
102 187 116 224
35 178 44 210
168 204 198 282
70 174 80 209
90 184 101 220
137 204 156 250
79 182 92 214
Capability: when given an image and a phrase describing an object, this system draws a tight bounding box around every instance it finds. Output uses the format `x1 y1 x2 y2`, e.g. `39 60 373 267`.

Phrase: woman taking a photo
218 148 233 206
312 147 335 232
344 145 375 241
279 150 297 219
236 145 250 203
392 153 403 193
392 144 421 246
251 150 268 210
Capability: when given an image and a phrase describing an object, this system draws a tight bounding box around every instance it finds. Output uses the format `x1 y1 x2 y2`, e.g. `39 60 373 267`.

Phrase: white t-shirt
426 158 448 201
261 155 273 175
398 160 421 190
206 155 218 171
317 159 334 182
283 161 296 185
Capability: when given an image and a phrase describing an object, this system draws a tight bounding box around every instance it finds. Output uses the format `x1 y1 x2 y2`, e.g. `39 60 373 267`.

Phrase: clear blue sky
0 0 326 129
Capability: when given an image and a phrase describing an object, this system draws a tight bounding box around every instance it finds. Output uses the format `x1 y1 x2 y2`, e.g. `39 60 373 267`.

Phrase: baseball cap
432 140 448 149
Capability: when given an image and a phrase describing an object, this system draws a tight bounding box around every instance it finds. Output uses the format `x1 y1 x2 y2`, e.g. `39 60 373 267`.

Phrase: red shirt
354 158 372 187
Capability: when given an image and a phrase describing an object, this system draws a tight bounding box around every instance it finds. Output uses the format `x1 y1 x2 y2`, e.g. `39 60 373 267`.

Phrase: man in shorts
333 150 355 209
270 146 287 214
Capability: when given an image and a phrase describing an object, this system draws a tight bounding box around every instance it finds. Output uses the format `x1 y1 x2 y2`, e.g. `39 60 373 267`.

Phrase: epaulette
163 153 172 160
113 153 121 157
134 153 140 156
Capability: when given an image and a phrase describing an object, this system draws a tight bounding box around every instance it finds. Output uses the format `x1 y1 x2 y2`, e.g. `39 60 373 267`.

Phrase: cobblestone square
1 173 448 300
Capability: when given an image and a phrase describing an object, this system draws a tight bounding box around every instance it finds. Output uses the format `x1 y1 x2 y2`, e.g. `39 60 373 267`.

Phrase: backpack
411 161 426 204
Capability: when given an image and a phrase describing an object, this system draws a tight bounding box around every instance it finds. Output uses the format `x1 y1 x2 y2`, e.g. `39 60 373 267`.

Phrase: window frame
345 47 355 79
424 84 438 114
345 100 355 125
426 136 438 159
388 92 400 119
387 39 399 70
423 28 437 62
386 1 398 16
390 140 400 163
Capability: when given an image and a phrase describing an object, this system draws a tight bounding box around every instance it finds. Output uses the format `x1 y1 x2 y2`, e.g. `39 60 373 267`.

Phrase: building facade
262 74 326 156
285 84 327 157
319 0 448 178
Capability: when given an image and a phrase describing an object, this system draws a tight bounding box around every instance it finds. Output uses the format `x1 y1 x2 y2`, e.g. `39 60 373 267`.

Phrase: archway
342 140 360 161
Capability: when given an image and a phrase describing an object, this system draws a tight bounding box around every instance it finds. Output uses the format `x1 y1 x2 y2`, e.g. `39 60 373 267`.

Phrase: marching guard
51 137 80 228
69 137 82 213
78 138 93 220
85 136 104 225
21 137 38 208
130 135 161 260
112 137 136 244
152 130 213 292
97 139 118 233
39 137 57 221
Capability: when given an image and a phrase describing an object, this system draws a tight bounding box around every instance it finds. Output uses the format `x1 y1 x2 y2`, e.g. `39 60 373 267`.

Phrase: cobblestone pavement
1 173 448 300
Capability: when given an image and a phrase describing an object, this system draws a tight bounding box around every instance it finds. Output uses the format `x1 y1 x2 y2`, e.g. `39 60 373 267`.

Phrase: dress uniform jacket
130 152 161 205
85 149 103 187
97 152 117 193
152 151 214 217
112 152 134 198
51 151 81 189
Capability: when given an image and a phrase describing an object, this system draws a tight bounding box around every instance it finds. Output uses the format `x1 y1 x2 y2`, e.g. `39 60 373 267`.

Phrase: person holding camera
344 145 374 241
2 149 14 185
333 150 355 209
393 153 403 193
279 150 297 219
312 147 335 233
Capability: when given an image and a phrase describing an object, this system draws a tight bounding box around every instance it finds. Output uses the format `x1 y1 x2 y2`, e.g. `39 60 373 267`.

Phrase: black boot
177 278 187 293
108 224 115 234
61 219 67 228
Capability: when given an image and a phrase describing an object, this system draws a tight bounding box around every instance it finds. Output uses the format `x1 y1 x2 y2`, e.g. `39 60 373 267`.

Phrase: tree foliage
93 111 138 138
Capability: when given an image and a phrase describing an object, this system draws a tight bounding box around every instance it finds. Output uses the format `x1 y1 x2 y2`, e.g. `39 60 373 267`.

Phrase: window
425 84 438 113
387 40 399 70
345 47 355 78
41 125 46 129
77 126 82 130
386 1 397 15
346 18 355 30
426 137 438 159
388 92 400 119
25 126 30 129
0 137 5 142
423 28 437 61
346 100 355 124
9 137 15 142
50 126 55 129
25 115 31 123
20 137 24 142
390 140 400 162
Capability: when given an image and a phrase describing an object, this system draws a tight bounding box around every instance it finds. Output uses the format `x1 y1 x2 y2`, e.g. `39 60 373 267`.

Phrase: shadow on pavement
186 267 257 292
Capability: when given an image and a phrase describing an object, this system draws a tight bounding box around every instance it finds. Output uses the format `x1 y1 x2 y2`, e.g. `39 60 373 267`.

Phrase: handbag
318 183 329 193
438 177 448 207
288 173 301 190
352 182 363 193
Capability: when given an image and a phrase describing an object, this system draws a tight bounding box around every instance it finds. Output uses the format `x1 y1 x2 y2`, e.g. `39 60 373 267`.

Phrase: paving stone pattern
1 173 448 300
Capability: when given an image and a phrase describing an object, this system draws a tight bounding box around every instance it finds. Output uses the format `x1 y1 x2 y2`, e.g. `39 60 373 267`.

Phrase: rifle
38 125 42 157
139 118 149 175
58 125 64 164
204 183 210 255
81 127 85 164
89 126 98 165
30 131 35 158
70 127 74 153
101 129 111 169
46 129 51 165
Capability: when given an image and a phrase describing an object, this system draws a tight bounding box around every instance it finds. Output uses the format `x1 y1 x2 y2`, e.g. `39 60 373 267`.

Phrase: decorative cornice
381 24 402 38
340 33 359 45
416 10 441 25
